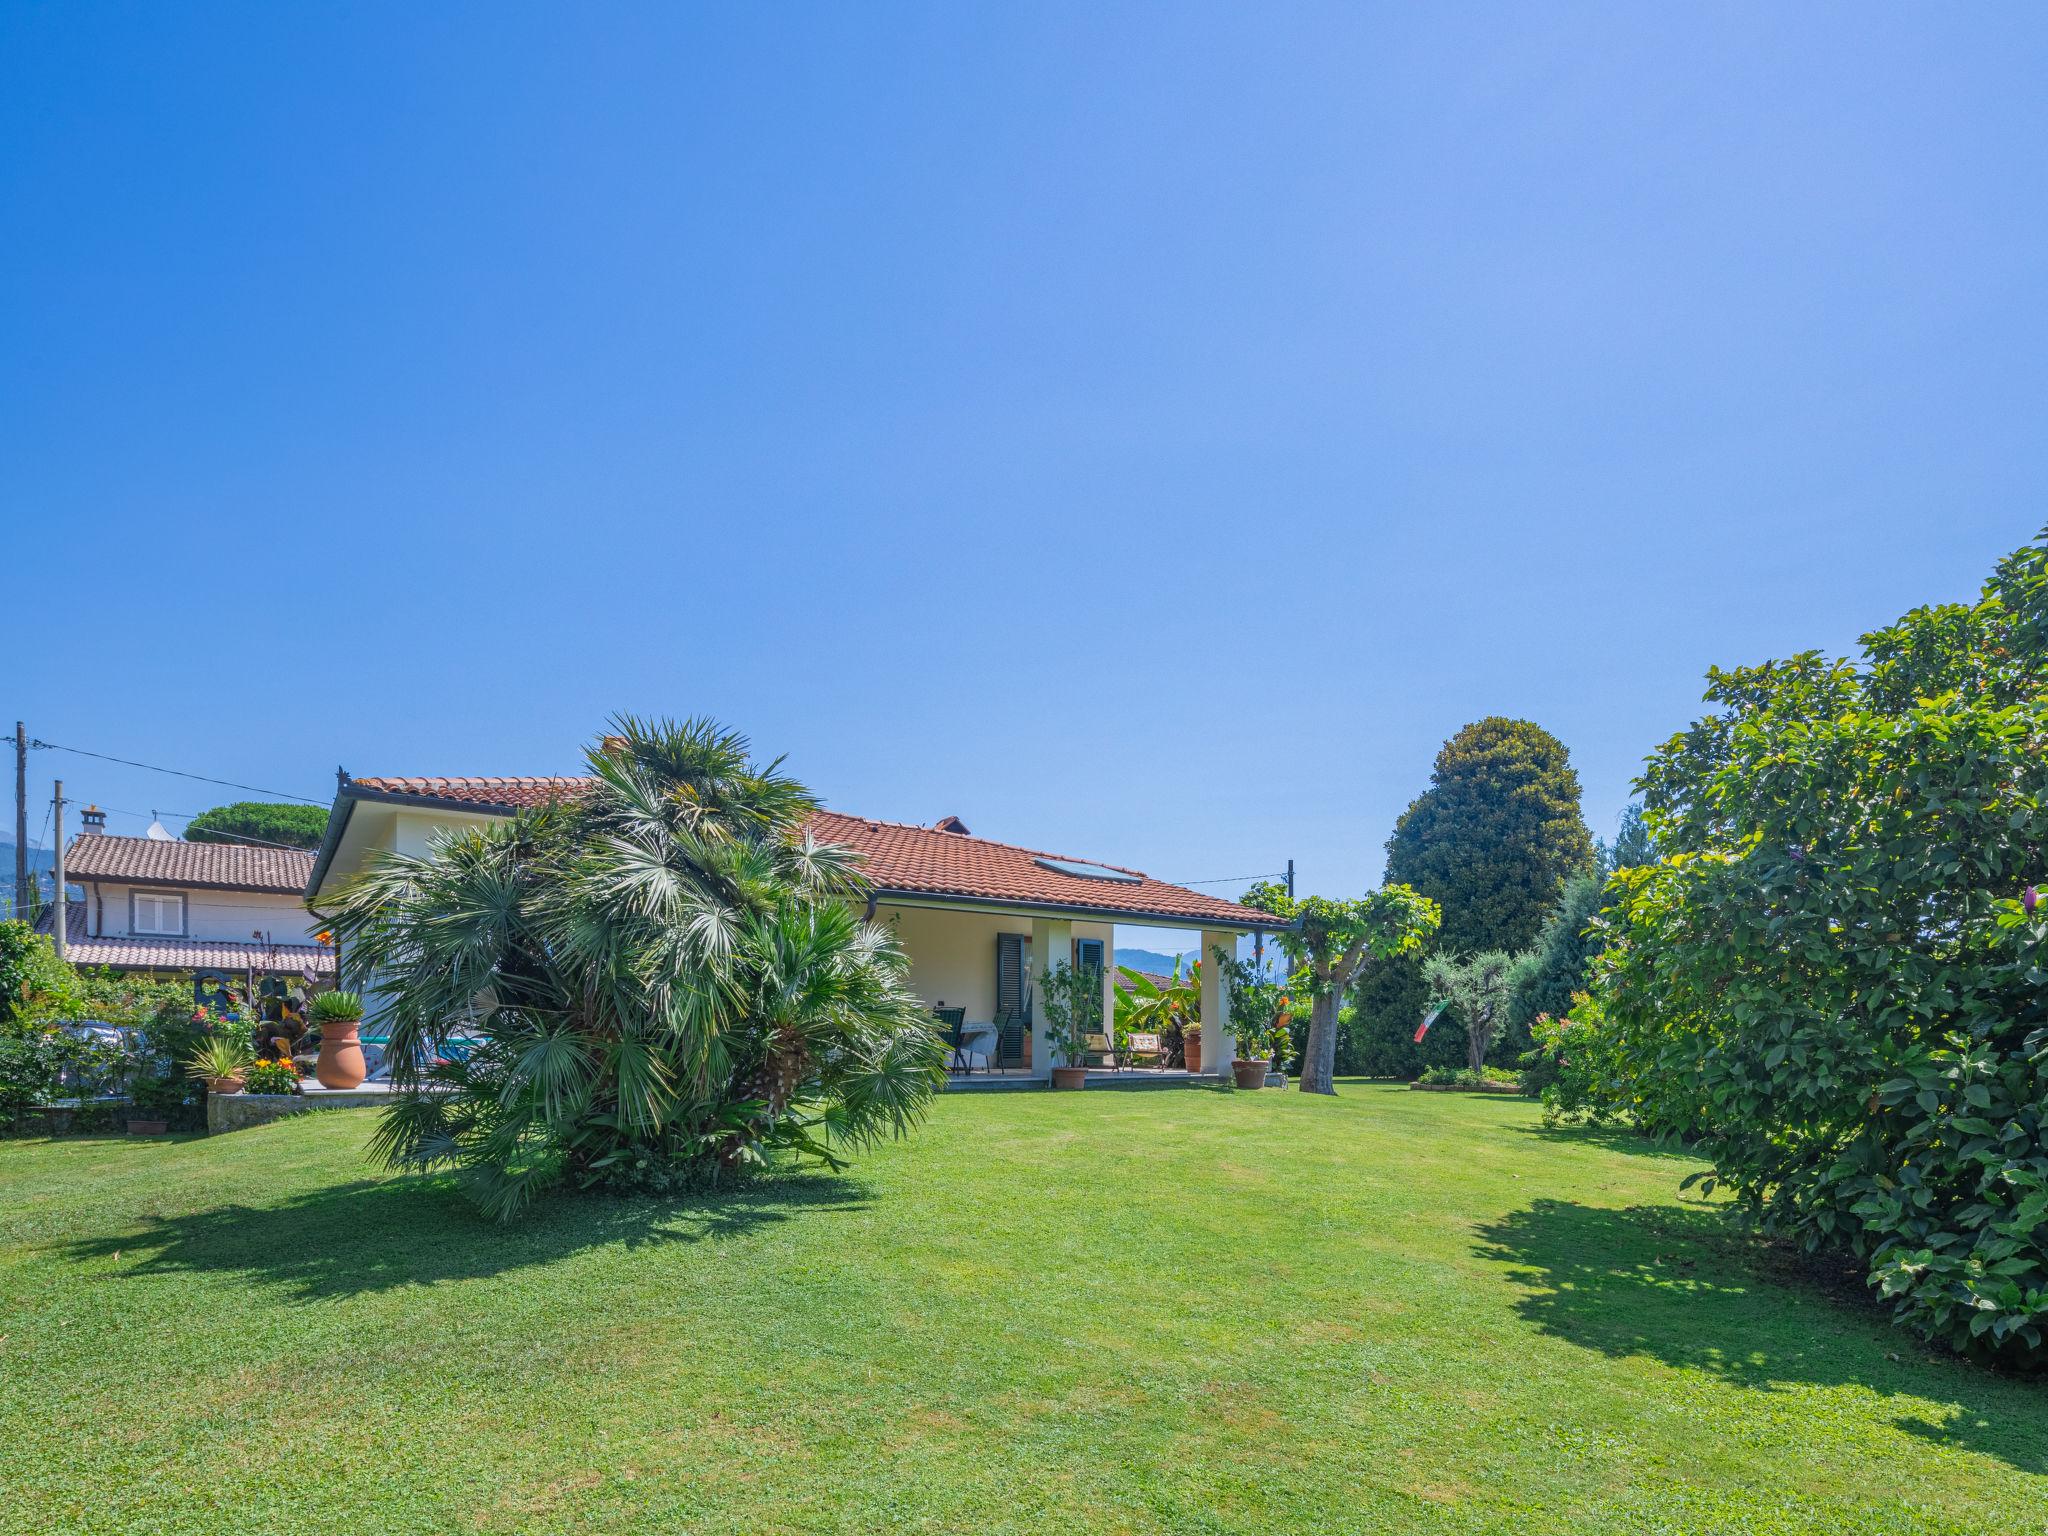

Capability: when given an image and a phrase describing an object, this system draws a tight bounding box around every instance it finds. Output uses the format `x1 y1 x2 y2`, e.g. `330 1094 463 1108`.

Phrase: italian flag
1414 1002 1446 1044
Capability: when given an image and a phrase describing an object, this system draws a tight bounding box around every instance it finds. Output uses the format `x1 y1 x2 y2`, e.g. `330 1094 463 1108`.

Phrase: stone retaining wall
206 1089 389 1134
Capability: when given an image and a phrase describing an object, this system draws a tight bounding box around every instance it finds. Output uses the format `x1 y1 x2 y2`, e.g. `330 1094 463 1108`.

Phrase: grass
1 1084 2042 1535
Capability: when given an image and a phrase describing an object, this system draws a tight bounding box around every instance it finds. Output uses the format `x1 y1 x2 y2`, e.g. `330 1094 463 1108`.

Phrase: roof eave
868 886 1293 932
305 781 539 903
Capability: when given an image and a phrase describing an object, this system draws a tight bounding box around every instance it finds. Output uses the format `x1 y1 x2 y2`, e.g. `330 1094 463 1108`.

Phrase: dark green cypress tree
1354 719 1595 1073
1384 718 1596 954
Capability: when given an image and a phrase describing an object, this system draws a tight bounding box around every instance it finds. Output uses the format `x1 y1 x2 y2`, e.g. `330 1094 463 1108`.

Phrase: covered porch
874 897 1266 1085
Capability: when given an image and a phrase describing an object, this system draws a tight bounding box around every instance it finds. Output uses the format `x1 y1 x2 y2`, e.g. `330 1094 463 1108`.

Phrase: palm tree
324 716 944 1219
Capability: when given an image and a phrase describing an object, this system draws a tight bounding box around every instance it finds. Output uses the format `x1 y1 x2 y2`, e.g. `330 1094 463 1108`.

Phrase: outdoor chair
1082 1032 1120 1071
990 1011 1026 1073
932 1006 969 1073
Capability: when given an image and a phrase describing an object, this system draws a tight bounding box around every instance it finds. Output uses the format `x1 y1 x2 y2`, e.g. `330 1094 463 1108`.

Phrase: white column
1029 914 1072 1079
1200 929 1235 1072
1100 932 1117 1059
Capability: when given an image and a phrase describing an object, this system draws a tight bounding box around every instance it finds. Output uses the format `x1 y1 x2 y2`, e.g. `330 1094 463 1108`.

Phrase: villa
39 810 334 995
304 774 1281 1082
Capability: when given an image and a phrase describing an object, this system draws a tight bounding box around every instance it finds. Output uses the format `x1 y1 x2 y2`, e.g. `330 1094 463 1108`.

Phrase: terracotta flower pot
1231 1059 1266 1090
1051 1065 1088 1090
206 1076 245 1096
1183 1037 1203 1075
315 1020 367 1090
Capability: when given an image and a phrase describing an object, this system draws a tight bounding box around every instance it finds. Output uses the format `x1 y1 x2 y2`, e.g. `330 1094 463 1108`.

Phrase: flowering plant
241 1057 300 1095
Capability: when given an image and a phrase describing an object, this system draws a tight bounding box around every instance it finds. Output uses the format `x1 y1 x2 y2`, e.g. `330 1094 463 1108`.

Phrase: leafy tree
0 920 81 1027
1243 882 1440 1095
1586 531 2048 1362
185 801 330 850
1213 947 1295 1067
1505 804 1657 1073
1507 871 1606 1045
324 716 946 1220
1384 717 1596 953
1607 802 1653 872
1421 950 1529 1076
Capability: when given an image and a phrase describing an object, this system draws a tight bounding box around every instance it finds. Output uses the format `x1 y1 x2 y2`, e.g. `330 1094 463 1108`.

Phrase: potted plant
1039 960 1100 1090
309 990 367 1089
184 1034 256 1095
1230 1011 1271 1090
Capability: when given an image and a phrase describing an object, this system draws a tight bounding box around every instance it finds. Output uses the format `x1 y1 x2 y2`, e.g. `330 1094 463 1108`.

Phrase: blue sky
4 4 2044 950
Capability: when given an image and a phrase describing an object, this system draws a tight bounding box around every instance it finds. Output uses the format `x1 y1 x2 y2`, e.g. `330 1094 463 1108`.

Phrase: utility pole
50 780 66 959
1285 858 1294 900
13 722 24 922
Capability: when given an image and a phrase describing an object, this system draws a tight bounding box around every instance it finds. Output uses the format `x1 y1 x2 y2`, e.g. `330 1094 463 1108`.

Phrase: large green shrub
1591 532 2048 1362
0 920 82 1026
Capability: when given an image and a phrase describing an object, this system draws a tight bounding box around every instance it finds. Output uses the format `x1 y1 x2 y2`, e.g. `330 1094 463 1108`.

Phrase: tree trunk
1298 985 1340 1095
723 1028 809 1164
1468 1006 1491 1075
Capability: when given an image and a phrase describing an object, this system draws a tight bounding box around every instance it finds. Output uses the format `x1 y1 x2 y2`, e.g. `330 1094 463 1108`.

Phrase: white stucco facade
79 882 319 946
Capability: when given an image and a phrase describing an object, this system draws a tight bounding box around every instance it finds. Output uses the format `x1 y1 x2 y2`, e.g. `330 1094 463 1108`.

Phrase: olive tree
1421 950 1527 1075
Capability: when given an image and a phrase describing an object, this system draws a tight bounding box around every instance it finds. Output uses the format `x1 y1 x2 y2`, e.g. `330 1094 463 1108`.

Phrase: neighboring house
305 775 1279 1078
39 811 335 987
1115 969 1178 996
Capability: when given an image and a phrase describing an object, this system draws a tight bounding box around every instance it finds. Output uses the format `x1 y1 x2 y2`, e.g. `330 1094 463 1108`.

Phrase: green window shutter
996 933 1026 1016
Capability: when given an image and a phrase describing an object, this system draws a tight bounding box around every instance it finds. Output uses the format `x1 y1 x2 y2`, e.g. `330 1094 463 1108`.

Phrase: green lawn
2 1084 2042 1535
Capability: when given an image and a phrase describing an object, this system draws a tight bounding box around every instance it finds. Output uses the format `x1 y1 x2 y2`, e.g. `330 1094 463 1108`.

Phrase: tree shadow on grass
1474 1199 2048 1475
1508 1120 1703 1162
60 1171 870 1303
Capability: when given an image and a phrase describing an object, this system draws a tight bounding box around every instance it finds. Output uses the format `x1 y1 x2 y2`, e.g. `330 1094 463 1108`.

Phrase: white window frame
130 891 186 936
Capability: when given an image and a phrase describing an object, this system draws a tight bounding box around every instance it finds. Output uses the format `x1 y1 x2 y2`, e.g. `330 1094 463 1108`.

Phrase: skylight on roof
1033 856 1142 884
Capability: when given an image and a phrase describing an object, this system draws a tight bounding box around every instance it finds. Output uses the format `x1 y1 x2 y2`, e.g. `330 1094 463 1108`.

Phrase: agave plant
308 990 364 1027
183 1033 256 1084
322 715 946 1220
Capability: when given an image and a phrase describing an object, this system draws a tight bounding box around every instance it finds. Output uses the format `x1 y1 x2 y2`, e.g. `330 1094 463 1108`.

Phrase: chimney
80 805 108 836
932 815 971 835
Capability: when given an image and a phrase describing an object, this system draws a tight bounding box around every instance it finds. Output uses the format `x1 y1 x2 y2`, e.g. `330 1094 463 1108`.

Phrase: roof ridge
354 773 589 785
808 807 1149 878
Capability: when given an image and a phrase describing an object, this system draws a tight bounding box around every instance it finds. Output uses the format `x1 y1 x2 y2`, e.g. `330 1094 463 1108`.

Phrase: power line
27 739 327 805
1165 871 1285 888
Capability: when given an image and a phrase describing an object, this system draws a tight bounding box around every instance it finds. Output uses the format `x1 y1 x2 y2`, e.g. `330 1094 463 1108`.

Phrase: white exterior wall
84 882 319 945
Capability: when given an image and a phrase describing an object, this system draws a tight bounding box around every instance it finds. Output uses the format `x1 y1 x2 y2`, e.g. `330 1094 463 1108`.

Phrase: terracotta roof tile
346 776 587 812
63 834 314 894
35 902 335 976
338 777 1280 929
807 810 1276 928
